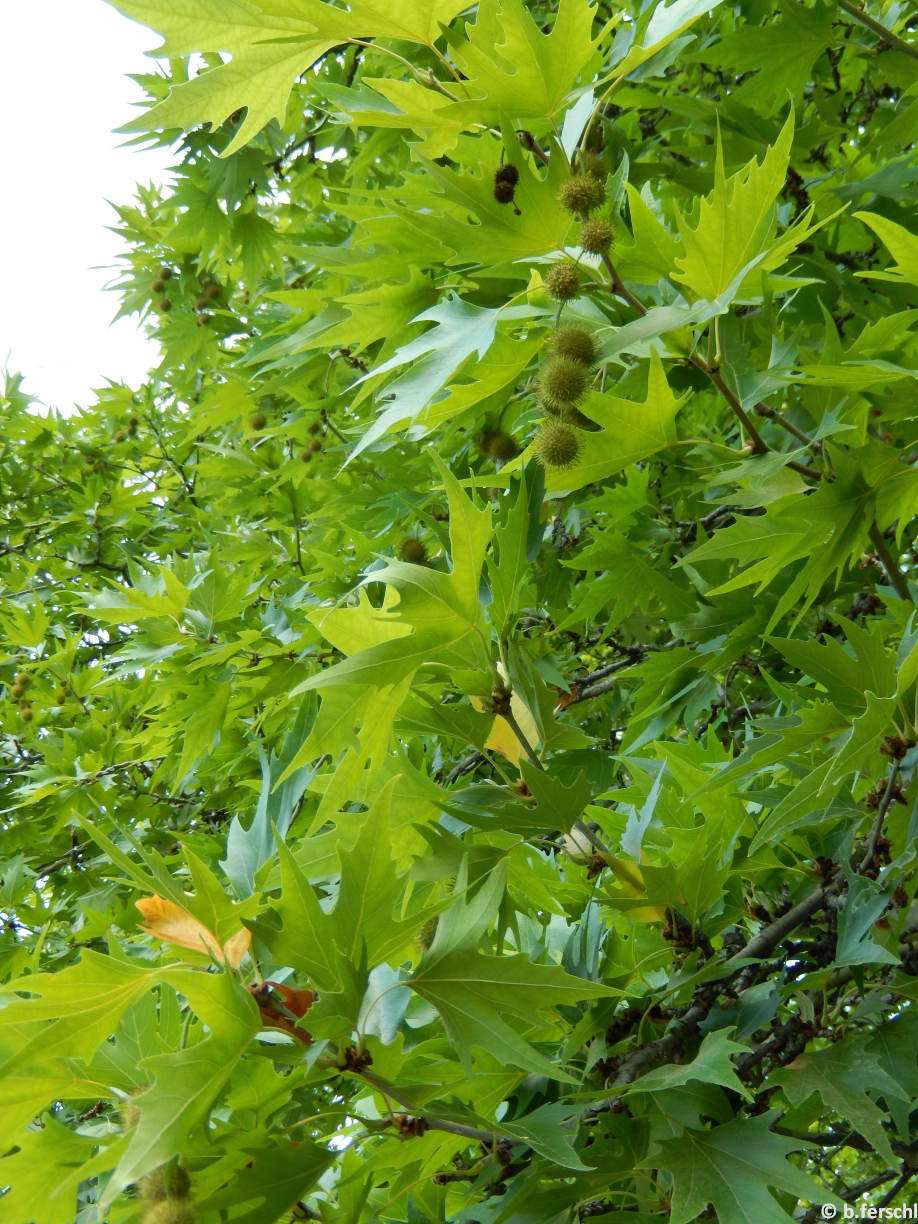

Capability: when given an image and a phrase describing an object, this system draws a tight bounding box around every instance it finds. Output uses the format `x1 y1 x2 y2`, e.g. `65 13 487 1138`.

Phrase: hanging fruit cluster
530 151 612 469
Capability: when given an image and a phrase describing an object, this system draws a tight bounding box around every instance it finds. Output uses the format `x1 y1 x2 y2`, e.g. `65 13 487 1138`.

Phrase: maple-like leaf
644 1110 840 1224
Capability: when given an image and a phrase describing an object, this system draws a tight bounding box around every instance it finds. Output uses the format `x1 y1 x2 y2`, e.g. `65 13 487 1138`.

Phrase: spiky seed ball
20 705 34 722
544 261 581 302
249 412 267 431
551 325 597 366
417 916 438 951
580 151 607 180
558 174 605 215
139 1164 191 1202
562 406 600 432
114 429 127 443
580 218 614 254
309 438 322 453
141 1200 197 1224
158 298 172 313
493 179 516 204
308 421 322 436
474 427 498 456
158 266 173 282
300 449 312 463
15 672 28 688
495 164 519 186
151 278 165 294
538 356 590 412
398 536 428 565
533 421 581 469
10 683 24 700
488 431 519 463
128 416 139 434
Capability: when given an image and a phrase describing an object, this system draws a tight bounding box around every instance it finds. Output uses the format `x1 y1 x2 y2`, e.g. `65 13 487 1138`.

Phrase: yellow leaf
136 895 250 968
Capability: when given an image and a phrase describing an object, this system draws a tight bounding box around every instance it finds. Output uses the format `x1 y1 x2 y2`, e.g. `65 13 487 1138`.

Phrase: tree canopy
3 1 918 1220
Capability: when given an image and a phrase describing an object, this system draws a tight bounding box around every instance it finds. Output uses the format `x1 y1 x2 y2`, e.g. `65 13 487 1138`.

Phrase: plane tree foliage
2 1 918 1220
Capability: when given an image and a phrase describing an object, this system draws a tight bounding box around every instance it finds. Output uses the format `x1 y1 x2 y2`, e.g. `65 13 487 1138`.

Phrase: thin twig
837 0 918 60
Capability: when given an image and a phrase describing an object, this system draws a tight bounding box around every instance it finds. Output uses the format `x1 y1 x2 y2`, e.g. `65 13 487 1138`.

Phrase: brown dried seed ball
493 179 516 204
551 325 597 366
495 164 519 186
538 356 590 412
558 174 605 215
544 261 581 302
580 218 614 254
532 421 581 469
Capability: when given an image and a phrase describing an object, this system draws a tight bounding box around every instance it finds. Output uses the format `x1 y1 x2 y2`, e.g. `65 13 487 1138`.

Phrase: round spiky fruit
562 406 600 432
128 417 139 435
474 427 498 456
158 298 172 313
551 325 597 366
158 266 173 282
309 438 322 453
398 536 427 565
580 151 607 180
20 705 34 723
580 218 614 254
417 916 438 951
538 356 589 412
308 421 322 436
15 672 28 688
495 164 519 186
141 1200 197 1224
10 683 24 700
544 261 581 302
493 179 515 204
488 431 519 463
139 1164 191 1202
532 421 580 469
300 449 312 463
151 277 165 294
249 412 267 431
114 429 127 443
558 174 605 215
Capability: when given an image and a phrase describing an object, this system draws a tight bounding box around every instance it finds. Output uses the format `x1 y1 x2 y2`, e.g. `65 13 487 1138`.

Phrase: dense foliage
3 1 918 1220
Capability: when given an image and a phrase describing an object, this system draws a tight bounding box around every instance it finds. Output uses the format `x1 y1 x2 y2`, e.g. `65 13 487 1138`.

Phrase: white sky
0 1 173 412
